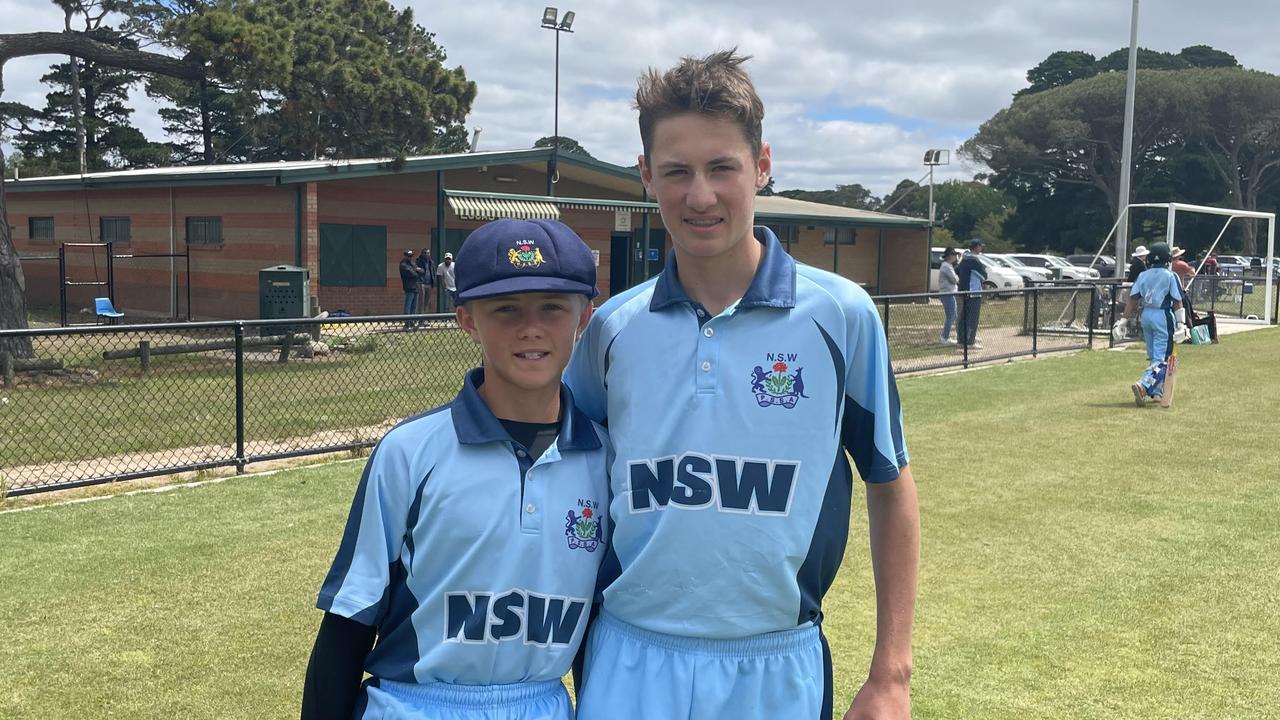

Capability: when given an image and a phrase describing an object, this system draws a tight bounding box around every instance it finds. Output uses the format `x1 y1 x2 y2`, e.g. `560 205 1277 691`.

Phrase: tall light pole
924 149 950 247
1116 0 1140 276
541 7 575 196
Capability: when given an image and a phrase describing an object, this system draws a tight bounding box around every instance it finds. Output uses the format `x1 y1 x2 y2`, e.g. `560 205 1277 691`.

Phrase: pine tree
9 29 166 174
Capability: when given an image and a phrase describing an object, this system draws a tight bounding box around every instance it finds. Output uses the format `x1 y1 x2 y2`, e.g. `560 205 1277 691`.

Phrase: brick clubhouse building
7 148 931 321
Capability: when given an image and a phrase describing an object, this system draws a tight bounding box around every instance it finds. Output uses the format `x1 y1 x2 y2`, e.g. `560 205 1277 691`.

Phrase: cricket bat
1160 348 1178 408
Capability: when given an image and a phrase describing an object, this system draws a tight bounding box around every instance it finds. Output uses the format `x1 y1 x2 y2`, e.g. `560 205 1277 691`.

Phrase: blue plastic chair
94 297 124 324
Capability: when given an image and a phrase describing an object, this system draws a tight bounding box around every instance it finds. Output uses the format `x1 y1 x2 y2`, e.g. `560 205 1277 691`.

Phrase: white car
1008 254 1099 281
987 254 1053 284
929 247 1023 294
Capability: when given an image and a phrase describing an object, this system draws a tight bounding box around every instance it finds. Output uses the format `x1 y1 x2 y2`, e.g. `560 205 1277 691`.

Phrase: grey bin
258 264 310 336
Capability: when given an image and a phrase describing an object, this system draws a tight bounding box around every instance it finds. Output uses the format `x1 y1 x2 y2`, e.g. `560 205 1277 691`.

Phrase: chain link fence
3 278 1272 497
880 283 1115 376
1 315 478 496
1185 270 1279 321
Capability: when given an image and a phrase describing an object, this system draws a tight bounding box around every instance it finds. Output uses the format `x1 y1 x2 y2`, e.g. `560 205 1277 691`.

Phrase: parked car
1066 254 1118 278
1212 255 1249 275
987 254 1053 284
928 247 1024 294
1008 254 1099 281
971 253 1025 295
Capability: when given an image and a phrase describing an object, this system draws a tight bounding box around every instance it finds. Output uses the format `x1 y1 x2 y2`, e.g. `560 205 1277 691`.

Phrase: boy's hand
844 676 910 720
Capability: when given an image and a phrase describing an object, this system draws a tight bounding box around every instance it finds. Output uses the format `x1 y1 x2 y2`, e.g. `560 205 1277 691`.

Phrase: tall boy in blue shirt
567 49 919 720
302 219 610 720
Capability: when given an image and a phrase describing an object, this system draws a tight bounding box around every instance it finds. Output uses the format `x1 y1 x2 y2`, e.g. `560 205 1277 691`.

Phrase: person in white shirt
436 252 457 311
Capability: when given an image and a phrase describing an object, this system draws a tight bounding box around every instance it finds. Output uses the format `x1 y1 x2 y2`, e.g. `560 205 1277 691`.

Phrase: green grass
2 330 1279 718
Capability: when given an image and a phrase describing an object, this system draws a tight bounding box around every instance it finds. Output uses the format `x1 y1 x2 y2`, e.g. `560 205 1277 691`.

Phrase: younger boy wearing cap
302 218 609 720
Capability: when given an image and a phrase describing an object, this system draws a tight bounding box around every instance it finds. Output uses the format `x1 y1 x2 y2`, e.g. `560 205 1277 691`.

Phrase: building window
186 216 223 247
100 216 131 246
823 227 857 245
29 217 54 243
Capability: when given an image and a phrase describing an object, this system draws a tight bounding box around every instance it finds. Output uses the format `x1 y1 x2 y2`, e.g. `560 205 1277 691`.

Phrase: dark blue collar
649 226 797 311
451 368 601 451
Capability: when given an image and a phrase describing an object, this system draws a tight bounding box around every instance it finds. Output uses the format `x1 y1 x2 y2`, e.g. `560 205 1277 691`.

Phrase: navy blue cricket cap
455 219 598 302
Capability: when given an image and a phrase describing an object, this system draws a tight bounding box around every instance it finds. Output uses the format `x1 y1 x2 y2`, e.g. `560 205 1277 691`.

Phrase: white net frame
1092 202 1275 325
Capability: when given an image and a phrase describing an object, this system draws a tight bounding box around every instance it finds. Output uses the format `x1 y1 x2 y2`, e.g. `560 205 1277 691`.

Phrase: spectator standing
1171 246 1217 343
938 247 959 343
955 238 988 349
398 250 423 328
1126 245 1149 283
436 252 457 312
416 247 435 313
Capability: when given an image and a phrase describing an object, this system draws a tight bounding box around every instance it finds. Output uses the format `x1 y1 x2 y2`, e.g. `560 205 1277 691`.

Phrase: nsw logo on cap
508 240 546 269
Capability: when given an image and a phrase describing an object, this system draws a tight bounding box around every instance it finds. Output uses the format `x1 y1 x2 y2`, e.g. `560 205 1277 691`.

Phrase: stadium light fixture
540 7 575 194
923 149 950 246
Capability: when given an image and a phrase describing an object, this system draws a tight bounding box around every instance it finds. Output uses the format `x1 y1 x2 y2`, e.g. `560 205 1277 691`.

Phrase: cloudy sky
3 0 1280 194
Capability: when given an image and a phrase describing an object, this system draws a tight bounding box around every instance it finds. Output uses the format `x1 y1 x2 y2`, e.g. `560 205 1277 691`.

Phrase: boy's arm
300 613 377 720
846 466 919 720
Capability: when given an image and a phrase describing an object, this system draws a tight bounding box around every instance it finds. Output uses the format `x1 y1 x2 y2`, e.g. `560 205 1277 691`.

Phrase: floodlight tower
541 7 575 196
924 149 950 247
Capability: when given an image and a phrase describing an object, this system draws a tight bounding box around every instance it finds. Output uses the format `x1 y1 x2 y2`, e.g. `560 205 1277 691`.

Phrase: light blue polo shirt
565 226 908 640
317 368 611 685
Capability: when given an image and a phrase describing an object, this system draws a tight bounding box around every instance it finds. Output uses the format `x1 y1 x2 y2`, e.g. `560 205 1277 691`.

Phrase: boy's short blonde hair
635 48 764 161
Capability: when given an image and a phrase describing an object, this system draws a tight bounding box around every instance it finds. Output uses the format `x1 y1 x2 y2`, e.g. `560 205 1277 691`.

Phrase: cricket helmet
1147 242 1172 266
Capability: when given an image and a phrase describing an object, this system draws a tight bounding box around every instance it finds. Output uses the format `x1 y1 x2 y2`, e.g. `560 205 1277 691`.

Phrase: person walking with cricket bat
1118 242 1185 406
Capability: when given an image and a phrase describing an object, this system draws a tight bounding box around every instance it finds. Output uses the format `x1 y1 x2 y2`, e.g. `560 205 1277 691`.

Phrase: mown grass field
1 328 1278 719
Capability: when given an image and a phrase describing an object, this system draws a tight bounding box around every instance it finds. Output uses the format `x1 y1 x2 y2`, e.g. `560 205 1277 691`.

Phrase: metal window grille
186 217 223 247
29 217 54 242
100 216 131 246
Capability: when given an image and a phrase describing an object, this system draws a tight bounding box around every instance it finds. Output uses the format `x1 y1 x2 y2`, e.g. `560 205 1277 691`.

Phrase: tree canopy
966 64 1280 256
533 135 594 158
0 0 479 339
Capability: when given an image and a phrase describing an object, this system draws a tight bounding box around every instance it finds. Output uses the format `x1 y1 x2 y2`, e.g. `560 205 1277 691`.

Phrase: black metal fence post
1274 277 1279 324
58 245 67 327
1109 281 1120 349
1032 287 1040 357
1087 285 1096 348
234 322 246 473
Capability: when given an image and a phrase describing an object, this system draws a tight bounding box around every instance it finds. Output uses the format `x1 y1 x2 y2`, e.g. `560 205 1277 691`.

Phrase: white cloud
4 0 1280 194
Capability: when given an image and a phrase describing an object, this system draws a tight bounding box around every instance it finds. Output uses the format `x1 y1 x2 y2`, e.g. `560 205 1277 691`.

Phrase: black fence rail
881 283 1113 376
1185 271 1279 321
1 278 1274 497
1 315 478 496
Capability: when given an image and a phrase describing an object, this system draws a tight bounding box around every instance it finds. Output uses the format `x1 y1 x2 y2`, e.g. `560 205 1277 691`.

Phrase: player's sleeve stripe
402 469 432 567
840 303 909 484
841 399 906 484
813 319 846 437
317 454 379 616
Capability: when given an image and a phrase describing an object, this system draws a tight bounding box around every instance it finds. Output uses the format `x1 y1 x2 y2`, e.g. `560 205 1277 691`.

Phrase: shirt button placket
696 311 719 393
518 450 542 534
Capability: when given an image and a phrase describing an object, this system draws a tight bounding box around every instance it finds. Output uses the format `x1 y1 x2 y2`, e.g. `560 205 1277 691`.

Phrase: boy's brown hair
635 48 765 161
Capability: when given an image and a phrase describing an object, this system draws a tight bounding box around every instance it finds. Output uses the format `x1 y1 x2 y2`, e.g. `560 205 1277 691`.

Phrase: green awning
447 194 560 221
